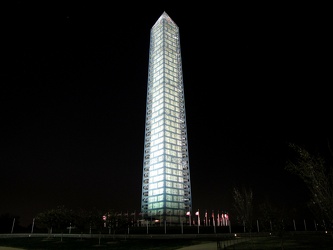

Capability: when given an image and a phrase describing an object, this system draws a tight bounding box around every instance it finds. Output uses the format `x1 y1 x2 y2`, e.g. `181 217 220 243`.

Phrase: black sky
1 1 331 226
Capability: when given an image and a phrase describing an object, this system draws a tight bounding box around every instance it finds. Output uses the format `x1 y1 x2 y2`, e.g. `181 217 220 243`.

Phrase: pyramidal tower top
152 11 178 29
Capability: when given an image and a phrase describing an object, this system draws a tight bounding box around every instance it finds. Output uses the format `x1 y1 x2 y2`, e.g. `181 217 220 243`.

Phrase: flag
222 213 229 226
195 210 200 226
212 210 215 227
221 213 225 226
225 213 229 226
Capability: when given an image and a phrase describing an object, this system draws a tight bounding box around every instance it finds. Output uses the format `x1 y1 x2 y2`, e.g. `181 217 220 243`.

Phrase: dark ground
0 232 332 250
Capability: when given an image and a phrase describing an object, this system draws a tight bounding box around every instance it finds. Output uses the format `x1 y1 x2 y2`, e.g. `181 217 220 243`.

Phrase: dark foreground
0 232 332 249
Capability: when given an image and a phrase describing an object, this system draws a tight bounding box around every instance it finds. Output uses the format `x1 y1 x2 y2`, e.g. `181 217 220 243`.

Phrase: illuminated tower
141 12 192 225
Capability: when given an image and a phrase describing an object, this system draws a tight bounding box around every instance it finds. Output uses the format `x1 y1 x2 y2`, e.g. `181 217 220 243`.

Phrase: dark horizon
1 2 331 227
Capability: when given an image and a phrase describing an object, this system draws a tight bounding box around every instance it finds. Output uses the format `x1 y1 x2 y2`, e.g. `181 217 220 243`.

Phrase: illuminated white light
141 11 192 223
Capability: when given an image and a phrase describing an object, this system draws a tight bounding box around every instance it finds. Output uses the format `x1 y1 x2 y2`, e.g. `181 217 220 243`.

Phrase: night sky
1 2 331 226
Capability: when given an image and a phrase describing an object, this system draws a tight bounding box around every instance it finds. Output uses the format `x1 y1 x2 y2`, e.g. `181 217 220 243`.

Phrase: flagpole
257 219 260 232
180 212 183 234
31 218 35 234
11 218 15 234
190 213 191 226
196 209 200 234
164 219 167 234
187 211 191 226
212 210 216 234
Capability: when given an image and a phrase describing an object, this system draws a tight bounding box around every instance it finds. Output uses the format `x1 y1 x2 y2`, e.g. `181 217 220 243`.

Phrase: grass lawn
0 237 196 250
230 233 333 249
0 233 332 249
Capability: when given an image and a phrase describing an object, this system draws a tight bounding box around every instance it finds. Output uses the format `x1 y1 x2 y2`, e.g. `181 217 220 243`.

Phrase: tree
285 143 333 233
86 207 105 234
72 208 91 235
103 209 118 235
35 205 73 237
232 186 253 233
258 200 293 248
